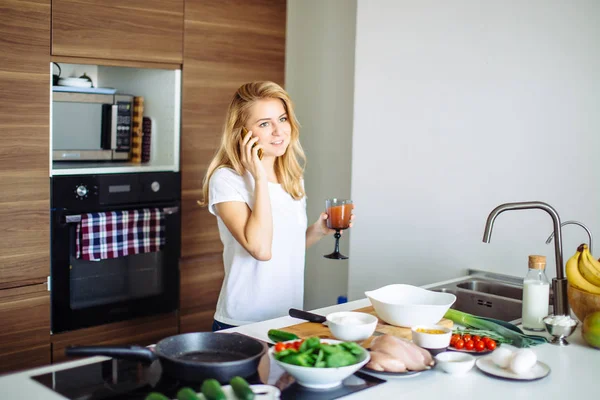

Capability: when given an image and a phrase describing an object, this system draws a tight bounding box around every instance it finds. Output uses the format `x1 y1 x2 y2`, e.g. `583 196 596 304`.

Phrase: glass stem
333 230 342 254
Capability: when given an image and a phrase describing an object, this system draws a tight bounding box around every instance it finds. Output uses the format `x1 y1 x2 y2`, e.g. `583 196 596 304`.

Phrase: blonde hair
199 81 306 205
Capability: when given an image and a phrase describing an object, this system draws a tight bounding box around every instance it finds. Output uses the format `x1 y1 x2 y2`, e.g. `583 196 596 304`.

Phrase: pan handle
289 308 327 323
65 345 157 364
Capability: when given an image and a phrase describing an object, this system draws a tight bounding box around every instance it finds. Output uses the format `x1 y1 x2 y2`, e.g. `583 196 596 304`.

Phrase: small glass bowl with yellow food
411 325 452 355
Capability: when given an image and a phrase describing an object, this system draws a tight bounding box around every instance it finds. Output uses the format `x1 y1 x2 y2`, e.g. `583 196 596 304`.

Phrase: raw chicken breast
370 334 433 371
366 350 407 372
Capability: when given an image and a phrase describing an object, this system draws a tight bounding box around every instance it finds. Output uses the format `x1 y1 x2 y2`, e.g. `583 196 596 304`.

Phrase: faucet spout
482 201 569 316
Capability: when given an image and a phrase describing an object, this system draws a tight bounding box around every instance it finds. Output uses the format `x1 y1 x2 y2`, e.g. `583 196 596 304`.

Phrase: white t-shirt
208 167 307 326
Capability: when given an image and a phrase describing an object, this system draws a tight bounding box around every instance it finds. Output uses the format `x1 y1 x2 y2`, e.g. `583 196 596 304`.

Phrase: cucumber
229 376 255 400
267 329 299 343
145 393 170 400
176 387 200 400
201 379 226 400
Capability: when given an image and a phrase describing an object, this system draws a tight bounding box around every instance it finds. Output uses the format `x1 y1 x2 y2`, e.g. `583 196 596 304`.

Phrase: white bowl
411 325 452 350
365 284 456 327
269 339 370 389
326 311 378 342
435 352 475 374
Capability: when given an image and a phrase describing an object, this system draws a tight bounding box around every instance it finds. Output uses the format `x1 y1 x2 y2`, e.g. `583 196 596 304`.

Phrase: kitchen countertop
0 276 595 399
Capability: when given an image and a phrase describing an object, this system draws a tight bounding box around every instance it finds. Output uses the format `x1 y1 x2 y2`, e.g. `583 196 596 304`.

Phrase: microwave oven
52 92 134 161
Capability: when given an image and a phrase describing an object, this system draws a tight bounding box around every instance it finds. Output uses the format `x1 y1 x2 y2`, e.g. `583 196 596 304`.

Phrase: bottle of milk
522 255 550 331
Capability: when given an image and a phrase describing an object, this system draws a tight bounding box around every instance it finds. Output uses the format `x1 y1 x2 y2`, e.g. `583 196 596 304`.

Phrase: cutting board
281 306 453 347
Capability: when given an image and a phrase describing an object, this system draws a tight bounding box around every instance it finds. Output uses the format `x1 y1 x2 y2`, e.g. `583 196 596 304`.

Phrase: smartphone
241 127 263 160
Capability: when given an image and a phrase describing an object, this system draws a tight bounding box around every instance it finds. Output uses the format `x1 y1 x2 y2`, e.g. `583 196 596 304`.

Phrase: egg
491 347 513 369
509 349 537 375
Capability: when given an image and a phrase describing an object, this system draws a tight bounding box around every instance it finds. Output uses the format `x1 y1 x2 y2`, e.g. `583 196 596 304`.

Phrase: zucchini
176 387 200 400
201 379 226 400
145 393 170 400
229 376 255 400
267 329 299 343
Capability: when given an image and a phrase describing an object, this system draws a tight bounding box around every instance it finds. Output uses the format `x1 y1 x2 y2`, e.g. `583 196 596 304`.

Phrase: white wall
286 0 357 309
348 0 600 299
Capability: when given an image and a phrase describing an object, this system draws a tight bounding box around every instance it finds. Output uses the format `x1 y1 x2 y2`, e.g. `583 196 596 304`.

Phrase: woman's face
245 98 291 159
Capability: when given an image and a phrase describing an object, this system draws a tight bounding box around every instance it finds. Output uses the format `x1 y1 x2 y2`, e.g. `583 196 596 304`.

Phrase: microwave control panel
115 101 132 152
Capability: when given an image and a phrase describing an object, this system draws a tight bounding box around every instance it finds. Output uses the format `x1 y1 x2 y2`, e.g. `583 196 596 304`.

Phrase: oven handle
65 206 179 223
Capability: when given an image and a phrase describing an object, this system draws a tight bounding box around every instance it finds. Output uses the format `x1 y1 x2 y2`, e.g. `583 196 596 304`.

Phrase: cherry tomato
450 334 461 345
486 340 497 350
462 334 472 342
454 339 465 350
465 340 475 351
274 342 286 352
472 335 481 342
475 340 486 352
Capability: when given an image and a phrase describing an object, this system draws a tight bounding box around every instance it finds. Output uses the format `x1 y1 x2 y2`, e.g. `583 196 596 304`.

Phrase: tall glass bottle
522 255 550 331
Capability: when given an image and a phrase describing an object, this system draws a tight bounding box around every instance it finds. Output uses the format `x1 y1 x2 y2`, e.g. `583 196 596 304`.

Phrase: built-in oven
50 172 180 334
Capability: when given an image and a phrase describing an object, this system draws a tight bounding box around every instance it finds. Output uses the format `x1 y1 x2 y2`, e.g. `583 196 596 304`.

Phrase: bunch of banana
566 244 600 294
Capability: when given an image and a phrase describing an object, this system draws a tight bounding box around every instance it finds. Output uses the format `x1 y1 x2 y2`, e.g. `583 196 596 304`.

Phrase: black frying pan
66 332 266 383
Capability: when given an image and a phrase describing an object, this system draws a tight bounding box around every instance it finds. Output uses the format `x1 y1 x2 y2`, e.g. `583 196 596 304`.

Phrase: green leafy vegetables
274 337 364 368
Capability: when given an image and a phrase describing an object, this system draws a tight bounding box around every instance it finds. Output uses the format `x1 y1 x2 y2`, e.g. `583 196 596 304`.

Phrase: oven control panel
51 172 181 211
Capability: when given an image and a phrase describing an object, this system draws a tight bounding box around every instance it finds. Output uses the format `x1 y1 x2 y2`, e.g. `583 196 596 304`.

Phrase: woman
199 81 353 330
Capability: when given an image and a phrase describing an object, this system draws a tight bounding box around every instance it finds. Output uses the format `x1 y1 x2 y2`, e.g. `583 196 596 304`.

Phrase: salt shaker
522 255 550 331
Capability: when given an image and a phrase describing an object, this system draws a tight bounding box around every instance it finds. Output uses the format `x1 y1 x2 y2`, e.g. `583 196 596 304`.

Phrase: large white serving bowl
365 284 456 327
269 339 370 389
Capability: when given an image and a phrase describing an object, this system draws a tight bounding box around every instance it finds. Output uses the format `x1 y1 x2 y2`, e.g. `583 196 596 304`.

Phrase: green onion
444 309 547 348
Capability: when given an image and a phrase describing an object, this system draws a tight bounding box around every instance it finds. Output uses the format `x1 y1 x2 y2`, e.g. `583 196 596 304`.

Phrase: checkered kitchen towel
76 208 165 261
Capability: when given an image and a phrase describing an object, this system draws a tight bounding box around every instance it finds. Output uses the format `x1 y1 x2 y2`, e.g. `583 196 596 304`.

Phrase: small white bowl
269 339 370 389
326 311 378 342
365 284 456 327
411 325 452 351
435 352 475 375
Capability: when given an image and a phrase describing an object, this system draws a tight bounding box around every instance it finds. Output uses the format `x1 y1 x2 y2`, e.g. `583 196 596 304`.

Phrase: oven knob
76 185 88 198
151 181 160 192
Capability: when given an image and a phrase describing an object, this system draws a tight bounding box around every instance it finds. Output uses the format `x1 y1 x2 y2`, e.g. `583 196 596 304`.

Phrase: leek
444 309 548 348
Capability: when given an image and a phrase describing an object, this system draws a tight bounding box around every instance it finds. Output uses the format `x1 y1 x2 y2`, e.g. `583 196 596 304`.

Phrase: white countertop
0 276 596 399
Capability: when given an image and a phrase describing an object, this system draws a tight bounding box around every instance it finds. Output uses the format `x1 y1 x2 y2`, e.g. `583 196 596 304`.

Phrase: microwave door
52 92 116 161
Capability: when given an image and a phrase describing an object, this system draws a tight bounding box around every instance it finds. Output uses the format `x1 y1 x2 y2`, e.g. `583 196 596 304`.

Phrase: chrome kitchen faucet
482 201 570 316
545 220 593 255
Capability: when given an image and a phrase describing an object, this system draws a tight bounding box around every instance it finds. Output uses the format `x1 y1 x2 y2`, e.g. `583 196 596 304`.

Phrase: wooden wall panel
179 255 224 332
0 0 51 74
179 0 286 330
0 201 49 286
52 312 178 363
52 0 184 63
0 0 50 288
0 284 50 374
181 0 286 259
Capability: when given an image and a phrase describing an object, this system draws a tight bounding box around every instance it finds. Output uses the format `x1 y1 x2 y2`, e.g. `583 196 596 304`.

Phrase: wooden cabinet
0 284 51 374
0 0 50 289
52 0 184 64
179 255 224 332
180 0 286 329
52 312 178 363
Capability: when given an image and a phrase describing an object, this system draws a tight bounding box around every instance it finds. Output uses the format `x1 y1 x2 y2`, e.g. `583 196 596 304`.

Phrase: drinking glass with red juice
326 202 353 230
324 199 353 260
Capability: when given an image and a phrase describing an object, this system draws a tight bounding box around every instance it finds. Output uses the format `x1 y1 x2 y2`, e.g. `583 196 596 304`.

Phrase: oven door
50 203 180 334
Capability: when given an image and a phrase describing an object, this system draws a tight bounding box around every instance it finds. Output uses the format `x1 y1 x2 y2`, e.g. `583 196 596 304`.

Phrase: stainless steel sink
433 287 523 322
428 272 529 323
455 279 522 301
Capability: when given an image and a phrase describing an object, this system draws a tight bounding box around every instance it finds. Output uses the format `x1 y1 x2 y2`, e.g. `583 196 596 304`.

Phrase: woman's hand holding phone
240 128 266 182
